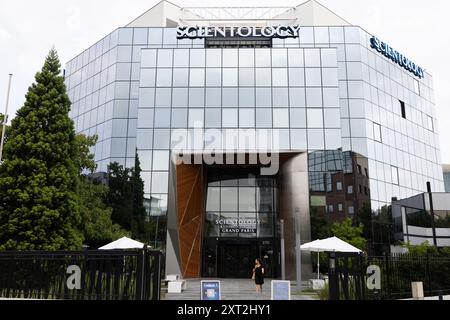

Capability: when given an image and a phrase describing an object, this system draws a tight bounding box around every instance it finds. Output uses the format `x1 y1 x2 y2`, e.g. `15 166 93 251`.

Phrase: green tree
310 207 331 240
0 49 82 250
331 218 367 251
74 134 98 175
74 134 128 248
77 176 129 248
107 162 134 230
107 159 158 244
130 155 147 237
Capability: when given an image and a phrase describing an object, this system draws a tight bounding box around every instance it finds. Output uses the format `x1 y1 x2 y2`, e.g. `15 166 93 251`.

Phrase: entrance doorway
217 243 257 278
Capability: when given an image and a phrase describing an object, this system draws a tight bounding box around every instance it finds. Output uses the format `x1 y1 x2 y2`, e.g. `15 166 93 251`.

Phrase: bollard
411 282 424 300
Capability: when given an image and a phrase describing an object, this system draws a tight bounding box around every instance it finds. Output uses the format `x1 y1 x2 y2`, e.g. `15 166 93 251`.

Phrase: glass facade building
65 1 445 279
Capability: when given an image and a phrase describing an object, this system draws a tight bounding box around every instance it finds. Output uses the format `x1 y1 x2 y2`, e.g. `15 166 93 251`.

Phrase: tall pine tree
0 49 82 251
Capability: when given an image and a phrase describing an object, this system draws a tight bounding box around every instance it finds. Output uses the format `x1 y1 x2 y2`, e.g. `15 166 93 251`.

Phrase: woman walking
252 258 265 294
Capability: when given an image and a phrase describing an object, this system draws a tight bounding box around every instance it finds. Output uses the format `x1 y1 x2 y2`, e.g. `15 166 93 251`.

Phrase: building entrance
217 243 257 278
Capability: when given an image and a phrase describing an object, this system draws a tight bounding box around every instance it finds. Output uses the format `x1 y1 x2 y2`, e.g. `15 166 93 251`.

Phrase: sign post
271 280 291 300
201 280 221 301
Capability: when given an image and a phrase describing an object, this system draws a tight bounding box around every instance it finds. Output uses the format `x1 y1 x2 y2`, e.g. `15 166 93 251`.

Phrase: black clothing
254 266 264 285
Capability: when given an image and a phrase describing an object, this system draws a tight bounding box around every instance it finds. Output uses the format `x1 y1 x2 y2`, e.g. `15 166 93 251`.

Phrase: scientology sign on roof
177 25 301 40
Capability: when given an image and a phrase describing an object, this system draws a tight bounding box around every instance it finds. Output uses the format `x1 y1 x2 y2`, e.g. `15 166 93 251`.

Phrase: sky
0 0 449 162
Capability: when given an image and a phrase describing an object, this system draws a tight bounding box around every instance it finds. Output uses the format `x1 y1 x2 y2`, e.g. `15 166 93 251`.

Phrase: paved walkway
162 279 318 301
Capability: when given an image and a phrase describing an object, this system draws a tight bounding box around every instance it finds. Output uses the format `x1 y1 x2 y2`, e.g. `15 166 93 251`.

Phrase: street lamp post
0 74 13 163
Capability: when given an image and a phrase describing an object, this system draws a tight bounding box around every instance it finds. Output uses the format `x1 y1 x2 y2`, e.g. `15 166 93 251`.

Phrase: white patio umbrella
99 237 145 250
300 237 363 280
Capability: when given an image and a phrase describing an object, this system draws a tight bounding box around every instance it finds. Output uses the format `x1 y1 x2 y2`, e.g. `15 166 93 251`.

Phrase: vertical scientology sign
370 36 424 79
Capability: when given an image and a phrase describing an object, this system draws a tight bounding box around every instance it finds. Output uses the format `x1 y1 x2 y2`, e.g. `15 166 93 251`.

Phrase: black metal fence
329 253 450 300
367 253 450 300
0 249 163 300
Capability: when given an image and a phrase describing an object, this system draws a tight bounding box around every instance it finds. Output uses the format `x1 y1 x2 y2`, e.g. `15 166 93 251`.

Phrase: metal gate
0 249 162 300
328 252 450 300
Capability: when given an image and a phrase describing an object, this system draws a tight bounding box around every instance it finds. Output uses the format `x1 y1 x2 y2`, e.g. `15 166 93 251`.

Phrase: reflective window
321 49 338 68
256 109 272 128
189 88 205 107
306 88 323 107
308 129 325 150
273 88 288 107
110 138 127 157
156 69 172 86
118 28 133 45
323 88 339 107
115 82 130 99
289 68 305 87
223 109 238 128
255 49 271 67
223 49 238 67
153 150 170 171
290 129 307 150
154 109 171 128
155 88 171 107
163 28 177 45
324 109 341 128
256 88 272 107
239 68 255 87
112 119 128 137
239 109 255 128
189 109 204 128
273 109 289 128
174 49 189 67
172 108 187 127
272 69 288 87
206 88 221 107
289 88 306 107
239 188 256 212
117 46 132 62
137 129 153 150
206 187 220 211
138 150 153 171
373 122 382 142
239 88 255 107
140 69 156 87
172 88 188 107
138 109 154 128
307 109 323 128
190 69 205 87
223 68 238 87
304 49 321 67
256 69 272 87
114 100 129 118
221 187 238 211
173 69 189 87
205 109 221 128
207 49 222 67
116 63 131 81
206 69 222 86
315 27 329 43
153 129 171 149
329 27 344 43
239 49 254 68
305 68 322 86
151 172 168 193
222 88 238 107
392 166 399 185
157 50 173 67
190 50 205 67
290 109 306 128
272 49 287 67
288 49 304 67
148 28 163 44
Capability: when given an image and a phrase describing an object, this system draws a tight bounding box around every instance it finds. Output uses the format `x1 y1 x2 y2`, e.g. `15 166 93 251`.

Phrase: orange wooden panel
176 164 204 278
